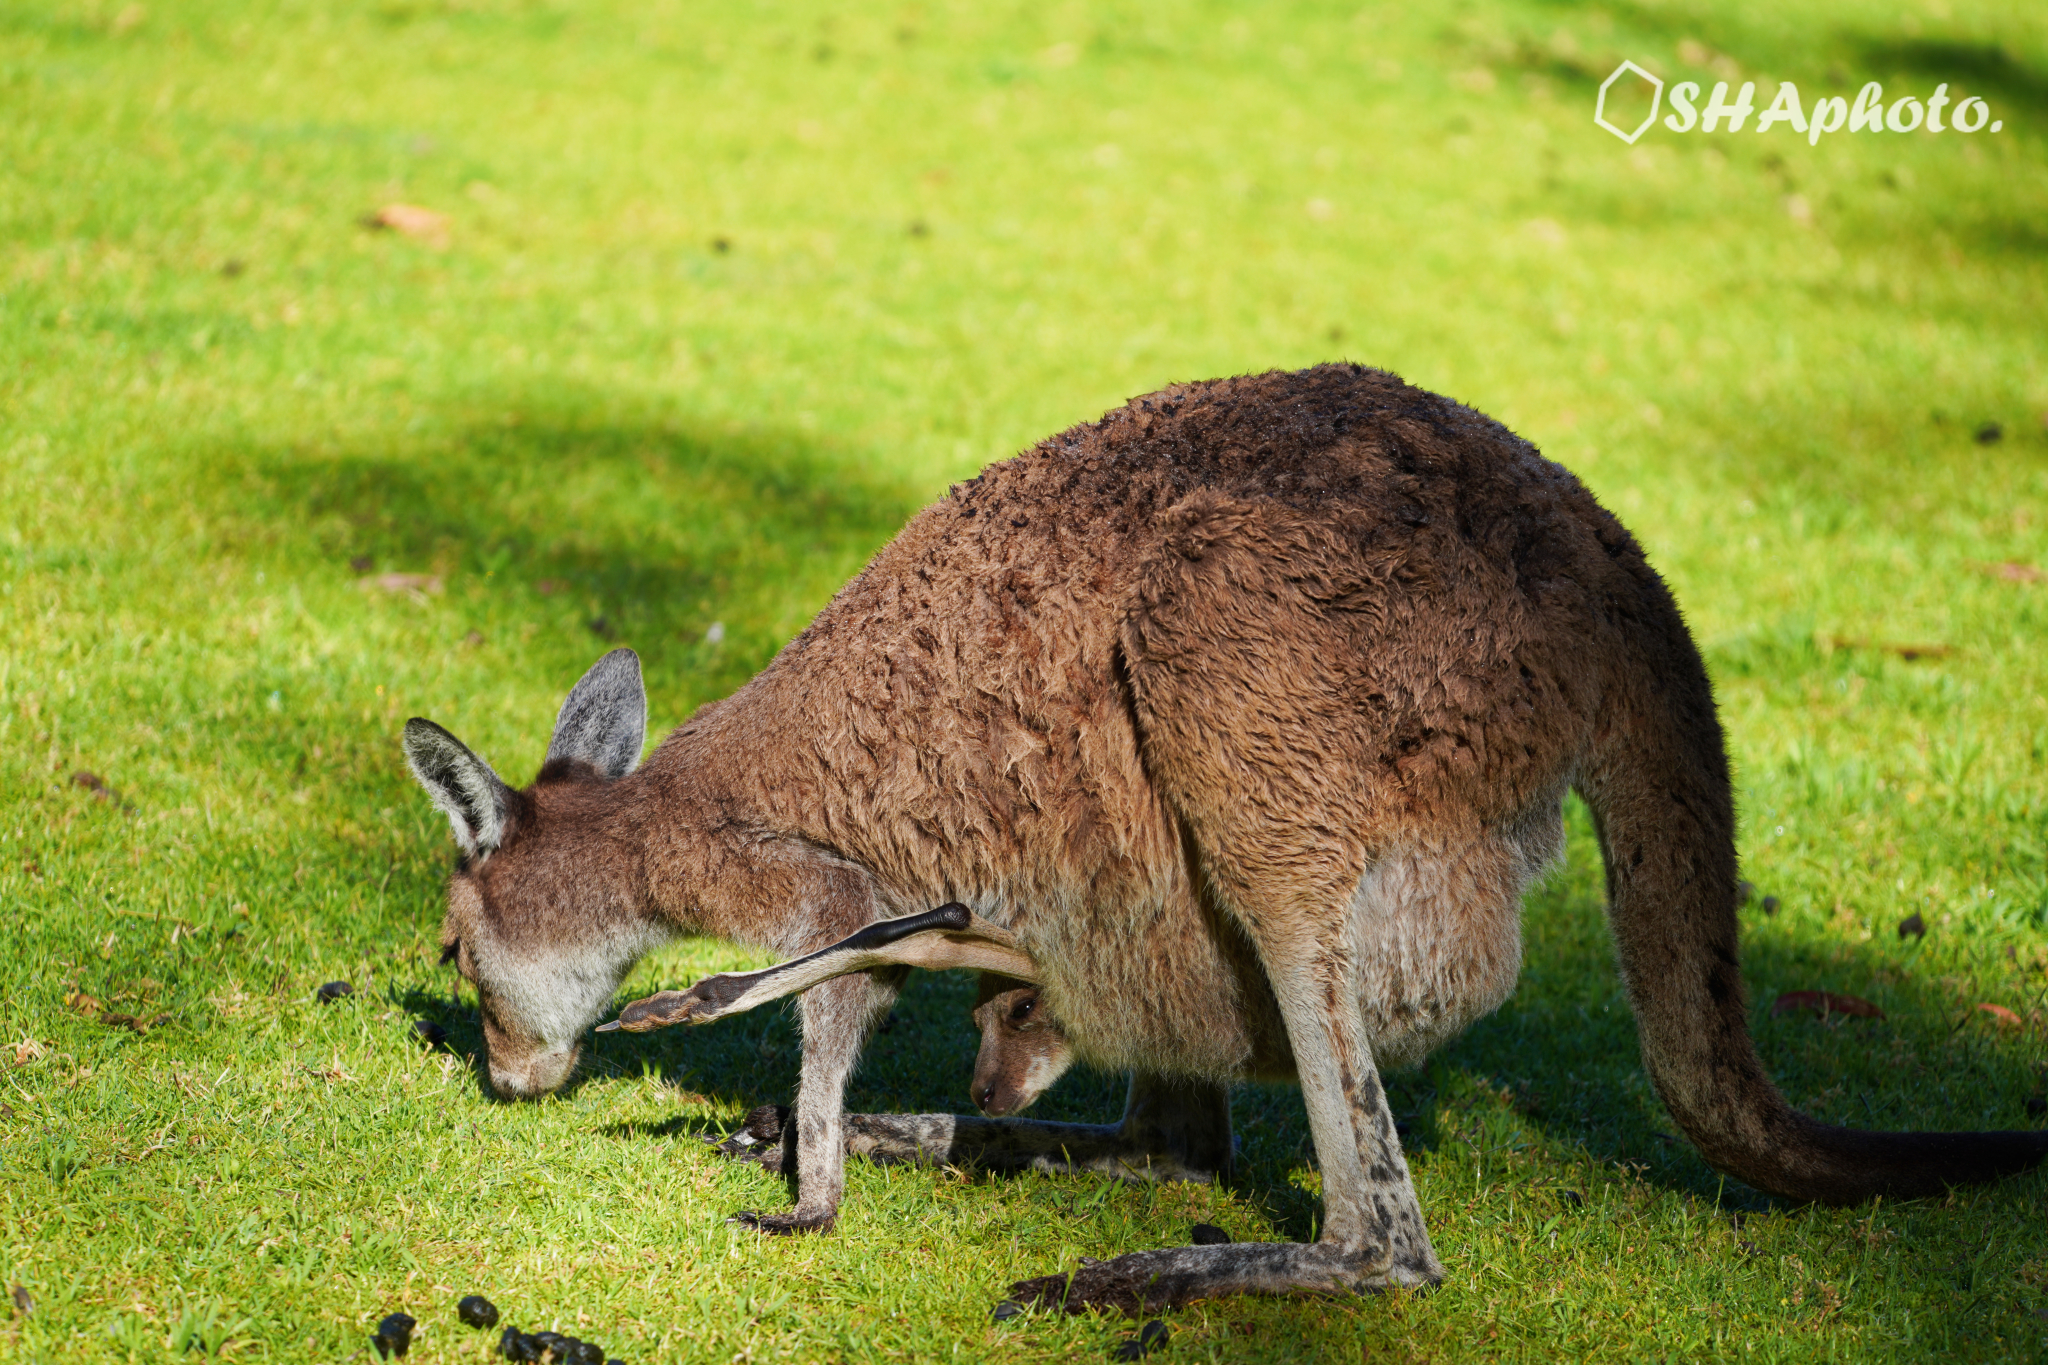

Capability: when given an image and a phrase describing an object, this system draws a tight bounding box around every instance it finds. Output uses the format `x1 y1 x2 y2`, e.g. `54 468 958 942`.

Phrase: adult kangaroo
404 364 2048 1312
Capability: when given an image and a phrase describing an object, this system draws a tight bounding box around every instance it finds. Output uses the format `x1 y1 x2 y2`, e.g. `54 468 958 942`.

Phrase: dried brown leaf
363 202 450 244
357 572 444 599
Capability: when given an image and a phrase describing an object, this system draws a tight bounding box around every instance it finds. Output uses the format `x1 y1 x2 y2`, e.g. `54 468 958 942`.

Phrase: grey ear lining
546 648 647 780
403 717 513 855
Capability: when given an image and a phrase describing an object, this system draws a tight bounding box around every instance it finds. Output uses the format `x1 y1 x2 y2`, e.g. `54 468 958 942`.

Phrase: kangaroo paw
598 988 709 1033
728 1209 835 1236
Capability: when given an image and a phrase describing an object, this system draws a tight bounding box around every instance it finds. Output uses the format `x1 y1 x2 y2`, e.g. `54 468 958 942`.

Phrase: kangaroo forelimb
597 904 1038 1034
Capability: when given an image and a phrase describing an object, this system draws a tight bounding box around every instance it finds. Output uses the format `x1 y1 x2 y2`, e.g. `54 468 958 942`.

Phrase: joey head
970 977 1072 1117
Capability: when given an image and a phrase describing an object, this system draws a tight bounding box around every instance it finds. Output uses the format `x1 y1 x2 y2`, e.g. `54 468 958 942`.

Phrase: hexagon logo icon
1595 61 1664 144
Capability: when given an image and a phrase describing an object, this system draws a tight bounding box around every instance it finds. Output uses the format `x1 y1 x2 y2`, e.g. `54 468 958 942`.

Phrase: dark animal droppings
991 1299 1025 1322
457 1295 499 1328
415 1020 450 1046
373 1312 416 1359
72 770 120 803
499 1327 541 1361
1112 1319 1170 1360
317 981 353 1003
1898 913 1926 941
10 1284 31 1314
1976 421 2003 444
567 1340 604 1365
1190 1223 1231 1245
1760 895 1779 916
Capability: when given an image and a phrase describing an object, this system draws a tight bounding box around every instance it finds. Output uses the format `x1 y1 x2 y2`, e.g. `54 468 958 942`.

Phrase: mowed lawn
4 0 2047 1359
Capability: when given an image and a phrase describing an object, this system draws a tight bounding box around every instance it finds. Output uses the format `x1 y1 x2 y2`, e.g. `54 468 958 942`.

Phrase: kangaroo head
404 648 651 1100
969 976 1075 1116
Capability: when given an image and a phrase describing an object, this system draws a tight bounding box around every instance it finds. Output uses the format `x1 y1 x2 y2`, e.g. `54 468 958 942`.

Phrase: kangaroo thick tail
1574 577 2048 1204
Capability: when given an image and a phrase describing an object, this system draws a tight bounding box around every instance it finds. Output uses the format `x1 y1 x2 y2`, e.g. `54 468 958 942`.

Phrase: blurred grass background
2 0 2046 1360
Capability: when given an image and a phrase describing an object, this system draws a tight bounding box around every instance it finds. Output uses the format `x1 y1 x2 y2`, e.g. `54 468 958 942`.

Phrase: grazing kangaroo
405 365 2048 1314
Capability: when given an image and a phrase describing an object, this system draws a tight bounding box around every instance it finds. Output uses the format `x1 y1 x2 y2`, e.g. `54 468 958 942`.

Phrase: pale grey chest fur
998 788 1565 1083
1350 787 1566 1070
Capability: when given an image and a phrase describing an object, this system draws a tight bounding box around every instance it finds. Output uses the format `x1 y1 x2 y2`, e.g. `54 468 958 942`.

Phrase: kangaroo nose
976 1084 997 1113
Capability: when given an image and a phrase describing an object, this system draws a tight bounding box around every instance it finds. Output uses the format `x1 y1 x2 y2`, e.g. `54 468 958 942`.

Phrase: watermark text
1596 63 2004 145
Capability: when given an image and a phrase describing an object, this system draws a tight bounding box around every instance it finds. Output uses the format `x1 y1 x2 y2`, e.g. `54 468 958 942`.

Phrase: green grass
4 0 2048 1359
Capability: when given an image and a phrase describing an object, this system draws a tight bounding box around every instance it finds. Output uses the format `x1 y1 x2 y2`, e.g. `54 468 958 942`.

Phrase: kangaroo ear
546 648 646 779
403 718 514 855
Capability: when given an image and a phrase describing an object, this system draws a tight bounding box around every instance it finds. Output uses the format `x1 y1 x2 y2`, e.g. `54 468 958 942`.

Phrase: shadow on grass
200 383 927 724
1417 804 2046 1209
403 806 2044 1252
1850 38 2048 123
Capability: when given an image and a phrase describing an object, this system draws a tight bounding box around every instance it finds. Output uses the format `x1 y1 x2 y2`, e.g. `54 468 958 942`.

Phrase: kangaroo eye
1010 998 1035 1023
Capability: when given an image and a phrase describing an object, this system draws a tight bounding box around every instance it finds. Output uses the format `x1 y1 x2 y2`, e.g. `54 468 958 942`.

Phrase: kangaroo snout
486 1043 580 1099
478 1005 583 1098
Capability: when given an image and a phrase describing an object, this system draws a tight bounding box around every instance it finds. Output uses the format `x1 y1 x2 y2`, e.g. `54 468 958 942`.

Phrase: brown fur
407 364 2048 1306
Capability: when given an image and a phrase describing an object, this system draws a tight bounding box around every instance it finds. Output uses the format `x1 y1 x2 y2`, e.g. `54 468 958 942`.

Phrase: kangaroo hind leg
1006 878 1441 1316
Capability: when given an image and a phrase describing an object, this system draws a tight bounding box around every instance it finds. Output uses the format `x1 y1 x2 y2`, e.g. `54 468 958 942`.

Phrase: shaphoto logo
1596 61 2005 145
1595 61 1665 143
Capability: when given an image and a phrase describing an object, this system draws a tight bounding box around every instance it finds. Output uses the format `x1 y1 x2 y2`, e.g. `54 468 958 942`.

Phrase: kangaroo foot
705 1102 1229 1182
728 1208 835 1236
999 1240 1440 1317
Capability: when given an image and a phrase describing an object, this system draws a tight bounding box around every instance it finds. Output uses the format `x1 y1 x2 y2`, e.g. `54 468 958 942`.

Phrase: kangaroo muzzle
486 1042 580 1099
